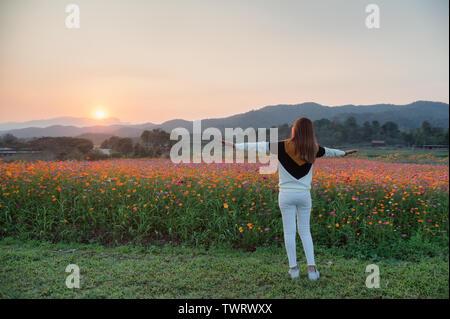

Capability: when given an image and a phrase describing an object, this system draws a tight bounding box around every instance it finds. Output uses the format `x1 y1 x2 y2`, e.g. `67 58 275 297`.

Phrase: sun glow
95 110 106 119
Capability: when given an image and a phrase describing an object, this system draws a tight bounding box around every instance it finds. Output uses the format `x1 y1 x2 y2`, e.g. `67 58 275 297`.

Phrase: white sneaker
288 267 300 279
308 269 320 281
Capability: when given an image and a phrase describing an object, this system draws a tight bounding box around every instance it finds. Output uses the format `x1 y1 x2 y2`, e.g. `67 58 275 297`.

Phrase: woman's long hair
288 117 319 164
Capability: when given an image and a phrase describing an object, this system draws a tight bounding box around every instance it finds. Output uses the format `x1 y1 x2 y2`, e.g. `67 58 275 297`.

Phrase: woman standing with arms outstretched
224 117 357 280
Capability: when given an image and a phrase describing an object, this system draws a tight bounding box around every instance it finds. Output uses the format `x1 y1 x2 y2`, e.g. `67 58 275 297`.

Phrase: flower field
0 158 448 253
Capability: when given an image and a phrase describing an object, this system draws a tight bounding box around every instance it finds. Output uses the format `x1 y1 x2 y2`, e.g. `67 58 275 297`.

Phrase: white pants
278 191 315 268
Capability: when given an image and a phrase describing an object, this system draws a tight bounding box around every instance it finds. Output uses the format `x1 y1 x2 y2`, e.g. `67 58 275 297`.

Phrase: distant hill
1 101 448 139
0 116 129 131
195 101 449 131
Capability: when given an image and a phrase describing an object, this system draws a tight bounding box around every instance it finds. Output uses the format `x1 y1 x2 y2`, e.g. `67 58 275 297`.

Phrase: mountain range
0 116 127 131
1 101 448 141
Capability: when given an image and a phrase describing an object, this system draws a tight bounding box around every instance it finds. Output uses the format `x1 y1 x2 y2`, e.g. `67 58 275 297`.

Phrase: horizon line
1 99 448 127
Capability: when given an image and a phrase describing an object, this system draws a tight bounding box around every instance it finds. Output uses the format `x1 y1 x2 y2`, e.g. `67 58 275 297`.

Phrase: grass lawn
0 238 448 299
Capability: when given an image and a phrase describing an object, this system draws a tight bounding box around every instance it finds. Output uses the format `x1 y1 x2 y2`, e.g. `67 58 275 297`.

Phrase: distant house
371 140 385 147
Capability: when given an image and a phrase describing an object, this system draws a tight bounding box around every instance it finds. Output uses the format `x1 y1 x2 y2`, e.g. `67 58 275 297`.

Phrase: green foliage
0 134 27 148
100 136 133 156
85 149 109 161
25 137 93 160
137 129 173 158
276 117 449 147
30 137 93 153
98 129 173 158
0 238 448 298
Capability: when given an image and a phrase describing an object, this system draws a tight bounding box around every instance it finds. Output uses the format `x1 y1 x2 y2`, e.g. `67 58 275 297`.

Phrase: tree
362 121 373 140
100 136 133 156
371 120 381 138
101 136 121 149
134 142 150 157
277 116 447 147
27 137 93 160
140 130 151 148
344 116 357 128
422 121 432 134
0 134 25 148
117 138 133 155
401 131 415 146
444 129 449 145
381 121 400 138
344 116 359 143
73 138 94 154
277 123 291 139
139 129 173 157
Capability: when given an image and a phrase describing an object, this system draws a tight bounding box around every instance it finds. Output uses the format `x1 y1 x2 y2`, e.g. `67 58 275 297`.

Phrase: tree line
0 129 173 160
0 135 94 161
1 118 448 161
276 117 449 147
97 129 174 159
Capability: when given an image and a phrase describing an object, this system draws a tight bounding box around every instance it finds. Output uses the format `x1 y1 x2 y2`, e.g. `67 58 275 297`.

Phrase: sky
0 0 448 124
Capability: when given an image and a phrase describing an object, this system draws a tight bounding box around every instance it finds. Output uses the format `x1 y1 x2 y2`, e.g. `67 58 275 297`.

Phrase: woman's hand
344 149 358 156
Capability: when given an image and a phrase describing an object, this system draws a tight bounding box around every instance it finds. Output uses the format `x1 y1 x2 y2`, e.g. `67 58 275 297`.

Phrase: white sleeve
323 147 346 158
234 141 269 153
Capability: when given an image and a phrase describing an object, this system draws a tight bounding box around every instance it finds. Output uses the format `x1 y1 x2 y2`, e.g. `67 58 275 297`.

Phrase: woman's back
273 140 345 192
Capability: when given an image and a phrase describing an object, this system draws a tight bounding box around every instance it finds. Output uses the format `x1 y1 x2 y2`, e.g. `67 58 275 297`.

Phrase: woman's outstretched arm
317 146 358 158
344 149 358 156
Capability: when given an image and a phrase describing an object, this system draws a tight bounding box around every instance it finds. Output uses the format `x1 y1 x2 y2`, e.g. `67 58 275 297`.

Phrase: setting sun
95 110 106 119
